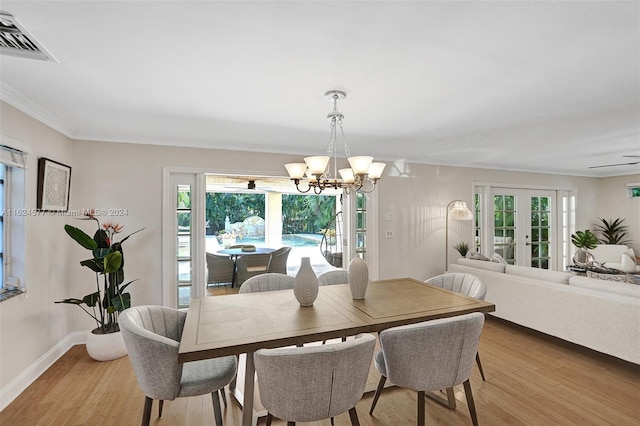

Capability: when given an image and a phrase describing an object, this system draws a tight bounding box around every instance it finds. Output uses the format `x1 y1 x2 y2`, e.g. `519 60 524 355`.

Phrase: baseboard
0 330 88 411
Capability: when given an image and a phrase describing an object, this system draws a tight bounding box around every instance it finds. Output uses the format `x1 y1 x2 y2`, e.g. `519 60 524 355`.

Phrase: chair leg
287 422 296 426
463 380 479 426
220 387 227 406
158 400 164 418
417 391 425 426
142 396 152 426
475 352 486 381
349 407 360 426
369 375 387 415
211 390 223 426
266 413 273 426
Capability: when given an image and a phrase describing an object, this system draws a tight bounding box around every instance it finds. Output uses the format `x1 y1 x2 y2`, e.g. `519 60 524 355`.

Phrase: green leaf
82 291 101 307
93 229 110 248
80 258 103 273
54 298 85 305
65 225 97 250
103 251 122 274
92 247 112 260
111 293 131 312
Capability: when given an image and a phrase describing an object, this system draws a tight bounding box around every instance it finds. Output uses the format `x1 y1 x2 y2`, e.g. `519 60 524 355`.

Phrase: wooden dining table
179 277 495 426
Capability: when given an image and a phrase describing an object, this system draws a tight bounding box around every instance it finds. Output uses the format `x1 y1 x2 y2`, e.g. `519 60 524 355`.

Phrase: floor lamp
445 200 474 271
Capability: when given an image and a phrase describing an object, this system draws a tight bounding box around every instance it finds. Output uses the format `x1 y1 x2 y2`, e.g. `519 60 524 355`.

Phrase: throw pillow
620 249 636 273
490 252 508 264
466 251 489 261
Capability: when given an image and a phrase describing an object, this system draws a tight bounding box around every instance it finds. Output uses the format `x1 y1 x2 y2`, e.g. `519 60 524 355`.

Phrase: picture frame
37 157 71 211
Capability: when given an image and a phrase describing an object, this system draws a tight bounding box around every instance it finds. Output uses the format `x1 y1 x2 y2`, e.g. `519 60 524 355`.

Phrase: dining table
179 277 495 426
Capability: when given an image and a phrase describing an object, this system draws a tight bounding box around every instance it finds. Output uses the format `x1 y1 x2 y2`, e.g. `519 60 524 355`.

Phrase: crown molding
0 82 76 138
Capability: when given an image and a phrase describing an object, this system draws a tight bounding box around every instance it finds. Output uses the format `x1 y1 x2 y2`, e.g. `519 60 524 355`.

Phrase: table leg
242 351 256 426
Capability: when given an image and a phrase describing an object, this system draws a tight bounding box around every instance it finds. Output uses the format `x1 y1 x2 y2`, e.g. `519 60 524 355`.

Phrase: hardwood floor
2 317 639 425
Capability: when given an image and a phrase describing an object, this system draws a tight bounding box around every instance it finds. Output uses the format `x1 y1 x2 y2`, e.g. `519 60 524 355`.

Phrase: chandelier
285 90 385 194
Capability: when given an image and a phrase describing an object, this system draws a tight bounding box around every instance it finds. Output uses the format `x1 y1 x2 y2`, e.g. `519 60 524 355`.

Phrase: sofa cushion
569 275 640 298
505 265 571 284
457 258 506 273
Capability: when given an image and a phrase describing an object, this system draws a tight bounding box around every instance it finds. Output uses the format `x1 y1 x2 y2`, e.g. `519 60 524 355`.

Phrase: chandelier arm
292 179 313 194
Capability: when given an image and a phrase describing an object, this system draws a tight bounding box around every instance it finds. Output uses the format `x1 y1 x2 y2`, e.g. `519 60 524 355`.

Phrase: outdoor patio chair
267 246 292 274
235 253 271 287
206 253 235 287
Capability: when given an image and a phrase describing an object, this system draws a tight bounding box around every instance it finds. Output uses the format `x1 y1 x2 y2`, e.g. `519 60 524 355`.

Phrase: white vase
294 257 319 306
348 256 369 300
85 329 127 361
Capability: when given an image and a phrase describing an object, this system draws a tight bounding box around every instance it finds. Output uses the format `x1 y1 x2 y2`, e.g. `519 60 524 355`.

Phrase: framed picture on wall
37 157 71 211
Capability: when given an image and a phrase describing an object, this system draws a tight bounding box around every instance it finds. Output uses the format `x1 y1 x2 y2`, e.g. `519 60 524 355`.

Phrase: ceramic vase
348 256 369 300
85 329 127 361
294 257 319 306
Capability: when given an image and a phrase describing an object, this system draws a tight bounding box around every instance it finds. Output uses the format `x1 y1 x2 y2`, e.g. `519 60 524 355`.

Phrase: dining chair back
206 252 235 286
318 269 348 286
369 313 485 426
235 253 272 287
255 333 376 425
267 246 292 274
238 273 295 294
120 305 237 426
424 273 487 381
424 273 486 300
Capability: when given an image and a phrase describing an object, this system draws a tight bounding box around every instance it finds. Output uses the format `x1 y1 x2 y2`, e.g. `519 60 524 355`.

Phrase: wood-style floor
1 315 639 425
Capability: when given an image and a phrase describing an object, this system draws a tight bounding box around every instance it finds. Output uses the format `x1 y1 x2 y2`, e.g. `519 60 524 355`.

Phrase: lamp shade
367 162 386 179
339 168 355 184
304 156 330 175
348 156 374 175
285 163 307 179
448 201 474 220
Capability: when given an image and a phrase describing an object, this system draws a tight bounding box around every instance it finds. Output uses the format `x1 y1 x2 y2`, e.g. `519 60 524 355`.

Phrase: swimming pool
239 234 321 247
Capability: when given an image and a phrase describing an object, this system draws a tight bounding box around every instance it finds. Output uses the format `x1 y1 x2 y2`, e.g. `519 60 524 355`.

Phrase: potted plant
454 241 470 257
56 211 143 361
594 217 631 245
570 230 599 267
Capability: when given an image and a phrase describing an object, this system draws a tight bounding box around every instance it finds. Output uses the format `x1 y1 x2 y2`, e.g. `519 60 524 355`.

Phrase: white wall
594 174 640 255
1 100 635 407
0 103 74 399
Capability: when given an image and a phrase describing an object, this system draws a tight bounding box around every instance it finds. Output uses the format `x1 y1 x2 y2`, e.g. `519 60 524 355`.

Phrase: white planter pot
86 329 127 361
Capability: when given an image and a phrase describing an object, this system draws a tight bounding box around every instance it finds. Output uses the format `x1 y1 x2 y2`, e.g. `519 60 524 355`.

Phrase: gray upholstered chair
120 306 237 426
425 273 487 380
206 252 235 287
238 273 295 294
369 313 485 426
267 246 292 274
254 333 376 425
235 253 271 287
318 269 348 286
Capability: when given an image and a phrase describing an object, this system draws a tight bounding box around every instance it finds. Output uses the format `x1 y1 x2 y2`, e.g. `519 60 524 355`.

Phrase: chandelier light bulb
339 168 355 184
304 156 330 176
348 156 374 175
285 163 307 179
367 162 386 180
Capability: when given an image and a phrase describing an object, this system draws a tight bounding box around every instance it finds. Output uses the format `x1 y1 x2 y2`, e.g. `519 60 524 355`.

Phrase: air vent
0 11 57 62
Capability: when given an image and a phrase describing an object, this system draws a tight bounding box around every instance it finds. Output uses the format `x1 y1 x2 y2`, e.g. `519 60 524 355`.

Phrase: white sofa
448 258 640 364
590 244 639 273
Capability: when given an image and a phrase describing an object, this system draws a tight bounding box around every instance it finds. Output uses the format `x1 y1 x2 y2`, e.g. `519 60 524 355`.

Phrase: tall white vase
348 256 369 300
294 257 319 306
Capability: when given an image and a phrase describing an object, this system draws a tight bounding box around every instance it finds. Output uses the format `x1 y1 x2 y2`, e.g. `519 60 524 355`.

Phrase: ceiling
1 1 639 178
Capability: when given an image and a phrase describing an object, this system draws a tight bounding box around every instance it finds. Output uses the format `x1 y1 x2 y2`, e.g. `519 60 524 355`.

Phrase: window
355 192 367 260
627 183 640 198
0 143 27 302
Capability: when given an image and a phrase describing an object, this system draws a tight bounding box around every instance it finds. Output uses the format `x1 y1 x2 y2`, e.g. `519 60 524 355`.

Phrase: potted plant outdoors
570 230 599 267
56 212 143 361
594 217 631 246
454 241 470 258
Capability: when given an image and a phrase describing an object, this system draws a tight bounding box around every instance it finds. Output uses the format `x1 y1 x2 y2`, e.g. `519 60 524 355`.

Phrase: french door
488 188 555 269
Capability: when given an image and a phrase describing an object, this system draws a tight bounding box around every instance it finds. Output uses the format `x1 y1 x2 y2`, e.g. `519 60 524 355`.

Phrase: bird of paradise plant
56 211 143 334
